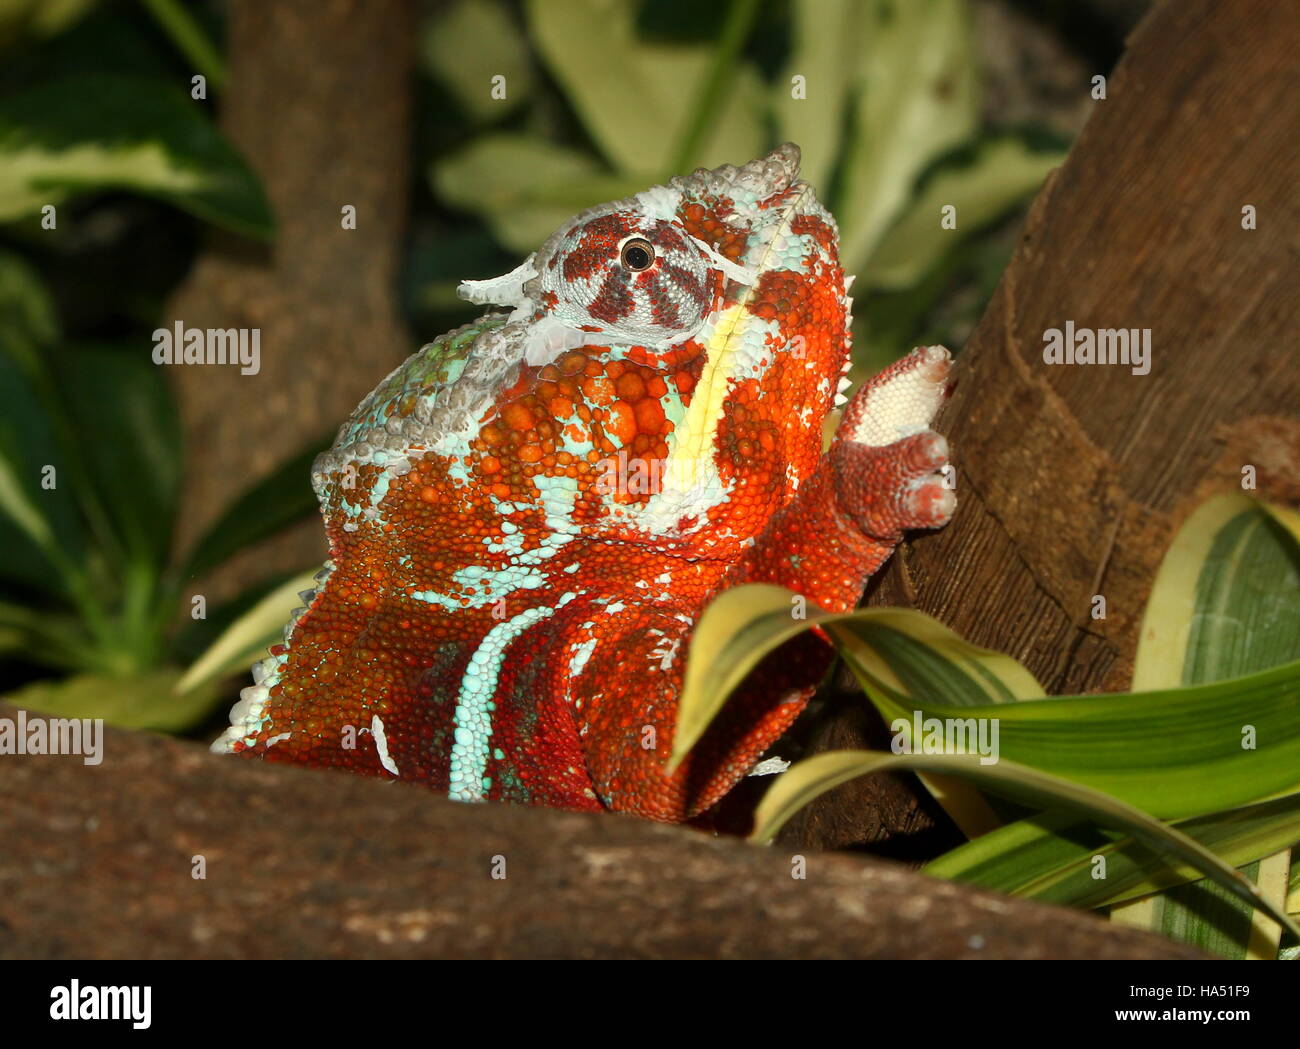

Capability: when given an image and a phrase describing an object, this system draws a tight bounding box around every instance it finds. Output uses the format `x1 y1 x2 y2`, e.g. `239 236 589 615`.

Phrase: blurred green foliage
0 0 308 728
418 0 1069 372
0 245 325 728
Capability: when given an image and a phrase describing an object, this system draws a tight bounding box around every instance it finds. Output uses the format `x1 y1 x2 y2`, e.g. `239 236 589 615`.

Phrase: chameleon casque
212 144 955 823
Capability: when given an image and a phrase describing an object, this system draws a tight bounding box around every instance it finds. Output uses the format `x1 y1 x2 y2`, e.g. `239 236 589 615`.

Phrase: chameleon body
212 145 955 822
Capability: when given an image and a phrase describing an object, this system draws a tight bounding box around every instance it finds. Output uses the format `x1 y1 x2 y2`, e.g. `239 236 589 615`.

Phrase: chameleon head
459 144 812 367
308 143 848 558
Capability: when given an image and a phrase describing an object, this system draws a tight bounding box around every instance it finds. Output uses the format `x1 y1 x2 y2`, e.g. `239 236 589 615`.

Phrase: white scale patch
847 346 949 448
567 636 598 680
210 683 271 754
447 592 576 803
649 634 682 672
448 606 554 802
371 714 400 777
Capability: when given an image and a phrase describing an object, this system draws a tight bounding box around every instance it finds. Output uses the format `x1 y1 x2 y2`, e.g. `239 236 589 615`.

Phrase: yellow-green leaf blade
1125 494 1300 957
749 748 1300 940
176 568 319 697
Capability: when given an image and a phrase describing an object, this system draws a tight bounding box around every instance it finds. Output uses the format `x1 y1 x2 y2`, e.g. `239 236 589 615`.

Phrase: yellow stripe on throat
663 302 749 492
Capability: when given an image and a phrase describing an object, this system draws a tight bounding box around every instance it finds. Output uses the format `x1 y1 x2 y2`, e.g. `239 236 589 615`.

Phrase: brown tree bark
786 0 1300 850
0 707 1203 959
165 0 416 598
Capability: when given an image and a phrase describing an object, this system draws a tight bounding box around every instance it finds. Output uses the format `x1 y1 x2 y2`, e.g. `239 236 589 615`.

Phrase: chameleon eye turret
536 213 717 349
214 144 955 823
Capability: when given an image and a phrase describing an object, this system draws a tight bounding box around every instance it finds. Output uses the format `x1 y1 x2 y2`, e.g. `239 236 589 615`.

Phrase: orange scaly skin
212 145 955 822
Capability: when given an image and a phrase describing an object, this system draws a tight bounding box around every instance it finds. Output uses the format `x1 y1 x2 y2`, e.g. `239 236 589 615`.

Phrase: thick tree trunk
787 0 1300 850
165 0 416 597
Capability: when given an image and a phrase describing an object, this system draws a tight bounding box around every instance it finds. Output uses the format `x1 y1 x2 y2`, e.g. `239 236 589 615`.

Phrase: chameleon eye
530 213 719 356
620 237 655 272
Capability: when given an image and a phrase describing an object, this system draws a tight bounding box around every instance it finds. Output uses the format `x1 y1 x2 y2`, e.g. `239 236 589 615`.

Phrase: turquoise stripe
447 606 553 802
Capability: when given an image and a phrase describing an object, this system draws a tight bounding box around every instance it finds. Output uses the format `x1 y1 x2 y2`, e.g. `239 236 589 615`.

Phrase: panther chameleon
212 144 955 823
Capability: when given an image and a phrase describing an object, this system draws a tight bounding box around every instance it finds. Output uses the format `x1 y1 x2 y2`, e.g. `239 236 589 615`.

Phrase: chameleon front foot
832 346 955 541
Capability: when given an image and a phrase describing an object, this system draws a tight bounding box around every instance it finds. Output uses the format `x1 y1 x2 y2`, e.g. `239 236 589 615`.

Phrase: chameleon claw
824 345 956 539
904 469 957 529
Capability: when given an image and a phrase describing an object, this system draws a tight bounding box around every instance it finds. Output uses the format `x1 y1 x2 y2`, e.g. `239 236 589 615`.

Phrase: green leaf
525 0 764 176
0 434 54 553
2 3 178 83
1128 851 1292 961
1134 493 1300 691
433 134 645 255
676 587 1028 836
0 247 59 374
138 0 226 90
821 605 1049 833
672 583 839 768
177 435 330 583
682 578 1300 823
0 0 97 46
673 582 1052 829
925 793 1300 912
749 748 1300 940
834 625 1300 823
771 0 864 192
0 341 86 593
421 0 535 123
50 343 182 573
176 568 319 696
0 74 273 239
862 132 1066 289
923 496 1300 956
1116 494 1300 957
835 0 980 276
673 583 1043 769
0 596 88 667
3 667 220 732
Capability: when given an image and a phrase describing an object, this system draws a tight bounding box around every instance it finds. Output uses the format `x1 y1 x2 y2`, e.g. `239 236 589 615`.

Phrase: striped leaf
674 499 1300 941
749 748 1299 941
1113 495 1300 957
